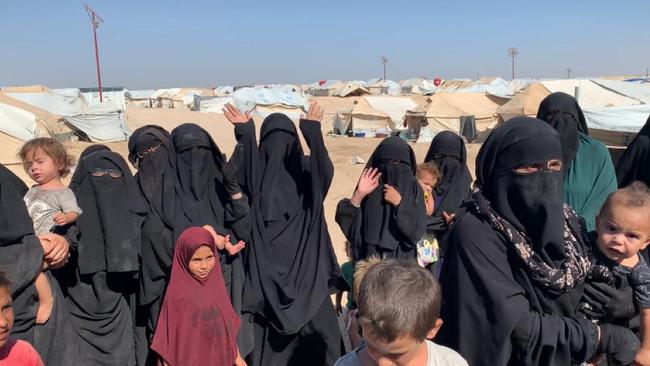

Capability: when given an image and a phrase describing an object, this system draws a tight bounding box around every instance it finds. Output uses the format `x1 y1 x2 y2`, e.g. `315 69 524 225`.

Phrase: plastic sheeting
541 79 640 108
0 103 38 141
125 90 155 100
364 96 417 127
590 79 650 104
198 96 234 113
64 112 130 142
584 104 650 133
8 89 88 116
231 86 309 113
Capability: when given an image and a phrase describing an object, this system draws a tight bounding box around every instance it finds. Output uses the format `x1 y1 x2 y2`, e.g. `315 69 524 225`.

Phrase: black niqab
361 137 421 253
537 92 589 174
171 123 229 237
476 116 566 267
616 115 650 188
238 114 340 335
423 131 472 239
72 149 147 274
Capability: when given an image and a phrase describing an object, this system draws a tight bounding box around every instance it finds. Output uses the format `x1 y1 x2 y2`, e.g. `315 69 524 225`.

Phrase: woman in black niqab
227 105 342 366
437 117 638 365
59 146 147 366
128 125 177 364
616 115 650 188
423 131 472 242
336 136 426 261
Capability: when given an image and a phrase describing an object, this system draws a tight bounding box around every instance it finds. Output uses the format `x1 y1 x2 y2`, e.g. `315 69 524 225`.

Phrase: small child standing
415 162 441 269
593 181 650 366
18 138 82 324
334 259 467 366
336 240 356 315
0 271 45 366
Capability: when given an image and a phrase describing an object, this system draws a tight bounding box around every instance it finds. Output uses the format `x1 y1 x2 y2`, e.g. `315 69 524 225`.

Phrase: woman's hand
225 240 246 256
38 234 70 269
351 168 381 206
223 103 251 124
582 282 636 321
302 101 324 122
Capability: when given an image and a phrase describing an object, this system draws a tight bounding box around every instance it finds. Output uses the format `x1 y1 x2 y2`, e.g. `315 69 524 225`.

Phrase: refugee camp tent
125 89 155 108
4 86 131 142
80 87 125 110
496 82 551 122
399 78 436 95
213 86 234 97
365 79 402 96
310 80 344 96
590 79 650 104
334 81 370 97
364 96 417 129
540 79 640 108
332 98 392 137
584 104 650 146
227 86 309 120
405 92 508 142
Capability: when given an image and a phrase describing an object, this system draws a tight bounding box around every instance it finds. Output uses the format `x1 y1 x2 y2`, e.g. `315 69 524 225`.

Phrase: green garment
341 261 355 309
564 133 617 232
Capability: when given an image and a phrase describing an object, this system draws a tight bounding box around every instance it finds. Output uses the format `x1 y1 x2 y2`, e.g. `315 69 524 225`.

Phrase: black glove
598 323 640 365
582 282 636 321
222 143 244 196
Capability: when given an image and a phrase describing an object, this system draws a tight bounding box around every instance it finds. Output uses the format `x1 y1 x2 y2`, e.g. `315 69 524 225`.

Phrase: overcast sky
1 0 649 89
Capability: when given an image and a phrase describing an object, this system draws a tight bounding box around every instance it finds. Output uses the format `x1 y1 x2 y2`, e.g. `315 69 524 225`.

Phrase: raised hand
223 103 251 124
38 233 70 269
350 168 381 206
303 101 324 123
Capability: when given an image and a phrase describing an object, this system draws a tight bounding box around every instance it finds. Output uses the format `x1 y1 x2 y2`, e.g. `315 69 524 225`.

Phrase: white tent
540 79 640 108
0 103 39 141
333 98 392 137
364 96 417 129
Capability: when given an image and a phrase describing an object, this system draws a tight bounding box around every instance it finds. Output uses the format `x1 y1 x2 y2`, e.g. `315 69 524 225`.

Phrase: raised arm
299 101 334 196
223 103 258 197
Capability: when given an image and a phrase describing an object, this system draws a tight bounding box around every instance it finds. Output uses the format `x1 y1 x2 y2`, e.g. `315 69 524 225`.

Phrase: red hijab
151 227 240 366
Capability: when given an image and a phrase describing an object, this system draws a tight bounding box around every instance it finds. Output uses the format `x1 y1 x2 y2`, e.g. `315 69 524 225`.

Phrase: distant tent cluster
0 85 130 145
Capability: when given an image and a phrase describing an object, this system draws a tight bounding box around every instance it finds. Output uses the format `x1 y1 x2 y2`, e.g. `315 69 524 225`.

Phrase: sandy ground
2 96 479 263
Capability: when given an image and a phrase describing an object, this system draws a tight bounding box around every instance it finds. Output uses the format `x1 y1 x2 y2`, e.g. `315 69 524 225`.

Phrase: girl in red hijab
151 226 244 366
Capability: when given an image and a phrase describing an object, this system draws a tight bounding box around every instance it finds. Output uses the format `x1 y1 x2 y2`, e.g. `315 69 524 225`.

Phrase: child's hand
225 240 246 256
302 101 324 122
442 211 456 225
635 348 650 366
383 184 402 206
53 212 69 226
424 190 434 216
202 225 227 250
222 103 251 124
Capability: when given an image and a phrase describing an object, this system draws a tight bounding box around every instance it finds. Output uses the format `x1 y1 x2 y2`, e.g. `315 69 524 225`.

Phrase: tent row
0 85 130 145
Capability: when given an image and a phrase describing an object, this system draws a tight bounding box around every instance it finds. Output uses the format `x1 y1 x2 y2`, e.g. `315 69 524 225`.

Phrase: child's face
416 172 437 193
0 286 14 349
597 202 650 264
24 148 61 185
360 320 441 366
188 245 216 280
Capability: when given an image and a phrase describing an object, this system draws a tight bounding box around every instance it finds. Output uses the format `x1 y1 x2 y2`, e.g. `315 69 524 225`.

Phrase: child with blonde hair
18 138 82 324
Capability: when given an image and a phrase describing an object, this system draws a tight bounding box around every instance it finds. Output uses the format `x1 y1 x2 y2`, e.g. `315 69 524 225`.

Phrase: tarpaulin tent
405 92 508 143
590 79 650 104
584 104 650 146
399 78 436 95
334 81 370 97
540 79 640 108
496 82 551 122
333 98 392 137
364 96 417 129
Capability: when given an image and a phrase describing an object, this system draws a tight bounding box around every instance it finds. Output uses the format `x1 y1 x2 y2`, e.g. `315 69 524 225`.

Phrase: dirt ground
2 96 479 263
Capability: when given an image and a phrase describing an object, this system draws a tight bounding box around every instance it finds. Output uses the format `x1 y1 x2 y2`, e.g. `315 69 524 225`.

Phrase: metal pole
92 12 103 102
511 56 514 80
383 63 386 80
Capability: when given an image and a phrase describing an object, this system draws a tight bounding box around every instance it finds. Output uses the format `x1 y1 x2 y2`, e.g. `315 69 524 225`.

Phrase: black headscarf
171 123 229 237
424 131 473 238
71 148 147 275
128 126 176 310
476 116 566 267
360 137 422 256
537 92 589 174
239 113 340 335
616 115 650 188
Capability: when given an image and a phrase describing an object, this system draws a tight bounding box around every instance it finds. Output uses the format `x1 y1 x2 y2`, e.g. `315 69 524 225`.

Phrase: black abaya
616 115 650 188
336 137 426 261
423 131 472 243
60 147 146 366
438 117 599 366
236 115 341 365
0 164 80 366
170 123 254 358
